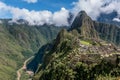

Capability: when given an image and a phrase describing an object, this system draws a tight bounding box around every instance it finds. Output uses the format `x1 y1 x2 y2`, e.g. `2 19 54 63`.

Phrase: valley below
0 22 62 80
17 56 34 80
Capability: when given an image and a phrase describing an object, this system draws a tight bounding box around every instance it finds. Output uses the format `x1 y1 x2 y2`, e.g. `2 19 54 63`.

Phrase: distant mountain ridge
97 11 120 27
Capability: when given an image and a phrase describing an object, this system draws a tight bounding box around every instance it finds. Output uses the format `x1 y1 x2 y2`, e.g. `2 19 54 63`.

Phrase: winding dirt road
17 56 34 80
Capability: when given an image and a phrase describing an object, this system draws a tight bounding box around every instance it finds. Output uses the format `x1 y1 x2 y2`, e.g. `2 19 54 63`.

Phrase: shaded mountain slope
94 21 120 45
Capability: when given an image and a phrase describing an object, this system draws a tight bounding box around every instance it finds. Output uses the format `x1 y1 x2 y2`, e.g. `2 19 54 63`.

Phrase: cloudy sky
0 0 120 26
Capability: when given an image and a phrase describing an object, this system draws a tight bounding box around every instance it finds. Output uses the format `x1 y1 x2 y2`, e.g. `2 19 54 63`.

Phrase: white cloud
72 0 120 20
0 1 70 26
23 0 38 3
0 20 2 24
72 0 104 20
10 8 53 25
0 1 10 11
2 0 120 26
113 18 120 22
0 1 12 18
53 8 69 26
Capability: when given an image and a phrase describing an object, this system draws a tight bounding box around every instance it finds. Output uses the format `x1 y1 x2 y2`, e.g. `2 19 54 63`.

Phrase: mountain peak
71 11 99 39
77 10 87 17
71 11 92 29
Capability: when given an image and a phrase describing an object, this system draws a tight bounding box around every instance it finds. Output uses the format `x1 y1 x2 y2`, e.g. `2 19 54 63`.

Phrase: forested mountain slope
32 11 120 80
0 21 63 80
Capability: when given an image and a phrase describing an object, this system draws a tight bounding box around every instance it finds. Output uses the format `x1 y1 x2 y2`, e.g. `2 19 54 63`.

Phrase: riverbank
16 56 34 80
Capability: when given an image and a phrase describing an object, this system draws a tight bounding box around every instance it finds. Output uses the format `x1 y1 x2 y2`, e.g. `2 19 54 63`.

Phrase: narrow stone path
16 56 34 80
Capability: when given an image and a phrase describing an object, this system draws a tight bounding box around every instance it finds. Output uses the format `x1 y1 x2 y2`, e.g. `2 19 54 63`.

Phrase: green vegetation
32 11 120 80
1 10 120 80
20 70 30 80
33 29 120 80
0 22 63 80
80 40 91 45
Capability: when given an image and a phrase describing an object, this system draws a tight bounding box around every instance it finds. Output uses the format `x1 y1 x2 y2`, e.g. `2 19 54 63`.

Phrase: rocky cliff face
71 11 120 46
94 21 120 45
71 11 99 39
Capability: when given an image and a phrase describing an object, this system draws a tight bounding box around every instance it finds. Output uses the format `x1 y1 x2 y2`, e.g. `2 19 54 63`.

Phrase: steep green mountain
32 11 120 80
94 21 120 45
0 21 63 80
71 11 120 46
71 11 99 39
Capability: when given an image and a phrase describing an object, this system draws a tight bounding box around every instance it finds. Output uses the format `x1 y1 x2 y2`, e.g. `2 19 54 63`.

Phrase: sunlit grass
80 40 91 45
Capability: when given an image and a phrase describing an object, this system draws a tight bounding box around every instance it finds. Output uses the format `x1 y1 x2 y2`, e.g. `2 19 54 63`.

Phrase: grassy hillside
0 22 63 80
